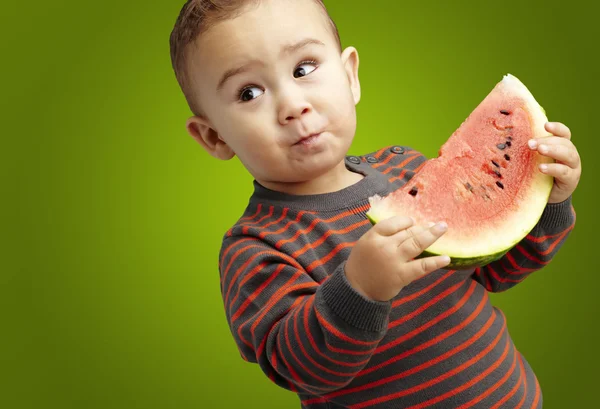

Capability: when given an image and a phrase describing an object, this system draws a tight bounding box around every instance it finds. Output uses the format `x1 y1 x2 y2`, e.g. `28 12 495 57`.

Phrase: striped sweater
219 145 576 409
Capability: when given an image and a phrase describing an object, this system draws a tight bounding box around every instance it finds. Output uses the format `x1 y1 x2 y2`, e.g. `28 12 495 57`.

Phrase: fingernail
427 222 436 227
441 255 451 264
528 139 537 149
540 164 548 172
435 222 448 232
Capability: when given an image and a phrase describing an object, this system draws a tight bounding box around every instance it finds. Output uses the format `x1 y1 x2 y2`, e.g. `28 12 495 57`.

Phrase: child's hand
345 217 450 302
529 122 582 204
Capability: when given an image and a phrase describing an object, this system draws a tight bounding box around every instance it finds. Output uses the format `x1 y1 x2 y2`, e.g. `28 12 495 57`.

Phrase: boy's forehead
190 0 336 84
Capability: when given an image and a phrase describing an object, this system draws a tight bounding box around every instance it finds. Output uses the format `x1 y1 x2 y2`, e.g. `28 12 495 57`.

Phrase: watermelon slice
366 74 554 269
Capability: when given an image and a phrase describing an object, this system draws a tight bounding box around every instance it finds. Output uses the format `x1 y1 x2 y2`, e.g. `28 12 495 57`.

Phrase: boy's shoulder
219 144 427 244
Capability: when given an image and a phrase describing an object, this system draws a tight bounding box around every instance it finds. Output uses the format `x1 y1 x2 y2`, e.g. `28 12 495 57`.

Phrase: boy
169 0 581 407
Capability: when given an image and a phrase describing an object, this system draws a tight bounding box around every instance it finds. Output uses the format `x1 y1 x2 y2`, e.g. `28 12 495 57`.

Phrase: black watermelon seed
465 182 474 192
500 110 510 115
496 181 504 189
497 143 506 150
504 154 510 161
506 141 512 147
409 186 418 196
493 170 502 178
507 136 513 140
491 160 500 167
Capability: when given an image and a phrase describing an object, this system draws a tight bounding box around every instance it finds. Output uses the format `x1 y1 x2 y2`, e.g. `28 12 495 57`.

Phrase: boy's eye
238 86 264 102
294 61 317 78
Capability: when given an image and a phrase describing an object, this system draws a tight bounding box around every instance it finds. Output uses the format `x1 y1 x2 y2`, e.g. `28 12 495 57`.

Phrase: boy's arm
219 236 390 394
471 196 576 292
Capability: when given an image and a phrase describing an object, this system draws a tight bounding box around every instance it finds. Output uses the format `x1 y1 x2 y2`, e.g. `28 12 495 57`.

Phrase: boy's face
186 0 361 192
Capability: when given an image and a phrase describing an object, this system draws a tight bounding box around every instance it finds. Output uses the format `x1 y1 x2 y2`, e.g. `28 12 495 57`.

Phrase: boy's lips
294 132 323 145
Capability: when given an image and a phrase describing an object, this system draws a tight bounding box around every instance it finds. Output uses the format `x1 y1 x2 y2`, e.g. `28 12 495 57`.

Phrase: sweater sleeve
219 236 391 394
471 196 576 292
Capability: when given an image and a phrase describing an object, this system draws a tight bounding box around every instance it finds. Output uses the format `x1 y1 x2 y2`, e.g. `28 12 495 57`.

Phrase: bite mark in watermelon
366 74 554 269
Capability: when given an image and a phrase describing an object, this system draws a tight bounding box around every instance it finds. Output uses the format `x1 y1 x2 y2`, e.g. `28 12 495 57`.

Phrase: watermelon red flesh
366 74 554 269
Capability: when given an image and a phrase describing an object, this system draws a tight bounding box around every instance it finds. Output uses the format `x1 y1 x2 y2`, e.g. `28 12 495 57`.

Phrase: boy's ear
186 115 235 160
341 46 361 105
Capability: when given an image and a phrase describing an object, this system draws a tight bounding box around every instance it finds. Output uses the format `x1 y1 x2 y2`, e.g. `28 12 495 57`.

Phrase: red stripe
224 249 302 305
455 347 518 409
255 295 308 358
275 205 370 250
367 289 489 375
514 355 528 409
503 253 538 274
240 282 315 352
305 294 493 405
389 281 464 329
221 244 264 288
531 375 541 408
272 349 277 371
392 269 455 308
307 242 355 272
388 159 427 184
506 221 574 272
474 267 493 291
407 335 511 409
315 308 381 347
376 280 477 354
230 264 286 322
302 298 371 367
261 207 289 229
293 299 359 378
220 238 255 272
372 149 398 168
242 206 274 234
485 264 523 284
536 227 572 255
239 206 288 234
241 204 262 220
292 219 369 258
352 308 508 409
227 261 267 308
525 210 575 242
284 301 347 387
382 152 422 174
490 353 524 409
258 210 310 240
514 224 572 264
275 318 331 394
373 146 390 159
515 245 549 265
227 204 263 236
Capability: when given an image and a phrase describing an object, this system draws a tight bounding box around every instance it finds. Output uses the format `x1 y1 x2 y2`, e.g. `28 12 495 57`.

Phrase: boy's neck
257 160 364 196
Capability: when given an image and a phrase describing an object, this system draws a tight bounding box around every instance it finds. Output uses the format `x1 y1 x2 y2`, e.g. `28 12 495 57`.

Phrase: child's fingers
397 222 448 260
391 223 432 245
374 215 414 236
536 143 580 169
539 163 575 180
545 122 571 139
399 255 451 283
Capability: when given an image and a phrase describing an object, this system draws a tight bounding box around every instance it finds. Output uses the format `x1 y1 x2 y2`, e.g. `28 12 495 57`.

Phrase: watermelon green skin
366 74 554 270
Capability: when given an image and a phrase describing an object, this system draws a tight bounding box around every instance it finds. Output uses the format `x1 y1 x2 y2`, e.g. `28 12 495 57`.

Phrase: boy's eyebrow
216 38 325 92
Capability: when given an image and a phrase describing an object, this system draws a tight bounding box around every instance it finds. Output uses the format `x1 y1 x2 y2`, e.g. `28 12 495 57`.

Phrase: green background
3 0 598 408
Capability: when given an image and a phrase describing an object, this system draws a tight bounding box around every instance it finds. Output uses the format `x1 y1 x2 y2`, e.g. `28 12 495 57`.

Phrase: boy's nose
278 93 313 125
